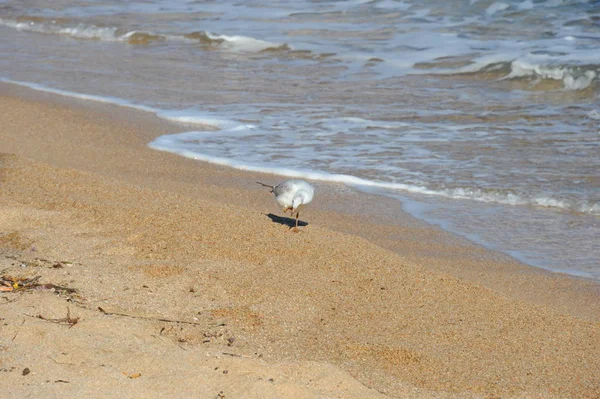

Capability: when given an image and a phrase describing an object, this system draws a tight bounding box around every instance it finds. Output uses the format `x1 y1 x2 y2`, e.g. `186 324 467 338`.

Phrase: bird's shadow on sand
266 213 308 228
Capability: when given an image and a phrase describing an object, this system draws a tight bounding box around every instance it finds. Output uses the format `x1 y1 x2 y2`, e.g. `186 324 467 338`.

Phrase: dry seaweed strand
0 275 77 294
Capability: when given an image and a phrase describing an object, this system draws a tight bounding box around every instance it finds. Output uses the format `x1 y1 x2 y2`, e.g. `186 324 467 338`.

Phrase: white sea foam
205 32 288 52
155 110 248 130
485 3 509 16
150 132 434 192
439 187 600 215
0 18 128 41
439 55 599 91
0 18 49 34
1 78 155 112
0 17 173 44
149 129 600 216
507 60 598 90
0 78 232 130
57 24 120 40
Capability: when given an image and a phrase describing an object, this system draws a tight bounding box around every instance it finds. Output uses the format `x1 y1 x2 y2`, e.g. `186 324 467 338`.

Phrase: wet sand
0 82 599 398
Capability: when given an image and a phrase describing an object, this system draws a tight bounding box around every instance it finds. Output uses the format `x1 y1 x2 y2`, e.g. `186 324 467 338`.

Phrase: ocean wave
506 59 598 91
436 187 600 215
204 32 290 52
0 16 166 44
414 48 599 91
443 57 600 91
184 31 290 52
0 16 289 52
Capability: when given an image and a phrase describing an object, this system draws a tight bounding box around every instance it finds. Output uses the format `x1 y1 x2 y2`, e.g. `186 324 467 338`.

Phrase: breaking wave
453 58 600 91
417 54 599 91
435 186 600 216
188 31 291 52
5 15 597 90
0 16 289 51
0 16 165 43
506 59 599 91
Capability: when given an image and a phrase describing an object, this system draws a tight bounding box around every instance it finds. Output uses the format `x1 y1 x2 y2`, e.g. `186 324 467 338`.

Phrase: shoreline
2 80 598 318
4 78 598 283
5 80 600 284
1 82 599 398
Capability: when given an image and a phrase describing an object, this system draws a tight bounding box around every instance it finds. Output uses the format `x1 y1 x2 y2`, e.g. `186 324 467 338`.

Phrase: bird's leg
292 212 300 233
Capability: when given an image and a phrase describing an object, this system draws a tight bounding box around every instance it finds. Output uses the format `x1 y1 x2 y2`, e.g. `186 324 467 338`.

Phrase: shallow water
1 0 599 279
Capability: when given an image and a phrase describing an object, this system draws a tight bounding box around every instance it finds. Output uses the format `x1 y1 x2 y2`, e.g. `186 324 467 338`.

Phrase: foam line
3 77 598 216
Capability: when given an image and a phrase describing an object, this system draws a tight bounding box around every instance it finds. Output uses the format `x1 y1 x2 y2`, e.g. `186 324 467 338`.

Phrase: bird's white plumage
272 179 315 212
257 179 315 231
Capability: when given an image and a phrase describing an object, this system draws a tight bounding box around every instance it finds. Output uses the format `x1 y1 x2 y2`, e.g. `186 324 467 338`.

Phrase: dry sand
0 82 599 398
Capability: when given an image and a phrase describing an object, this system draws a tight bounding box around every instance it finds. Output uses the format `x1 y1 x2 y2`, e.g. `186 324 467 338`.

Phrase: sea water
1 0 598 279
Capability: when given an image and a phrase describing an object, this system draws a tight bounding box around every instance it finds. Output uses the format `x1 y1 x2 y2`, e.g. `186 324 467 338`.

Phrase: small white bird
257 179 315 232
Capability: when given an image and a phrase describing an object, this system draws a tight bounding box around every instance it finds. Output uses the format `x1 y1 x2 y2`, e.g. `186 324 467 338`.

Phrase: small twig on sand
222 352 252 359
97 307 224 327
26 307 79 328
11 318 26 342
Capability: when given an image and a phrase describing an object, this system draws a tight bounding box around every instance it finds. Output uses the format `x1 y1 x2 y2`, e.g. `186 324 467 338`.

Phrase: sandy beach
1 82 599 398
